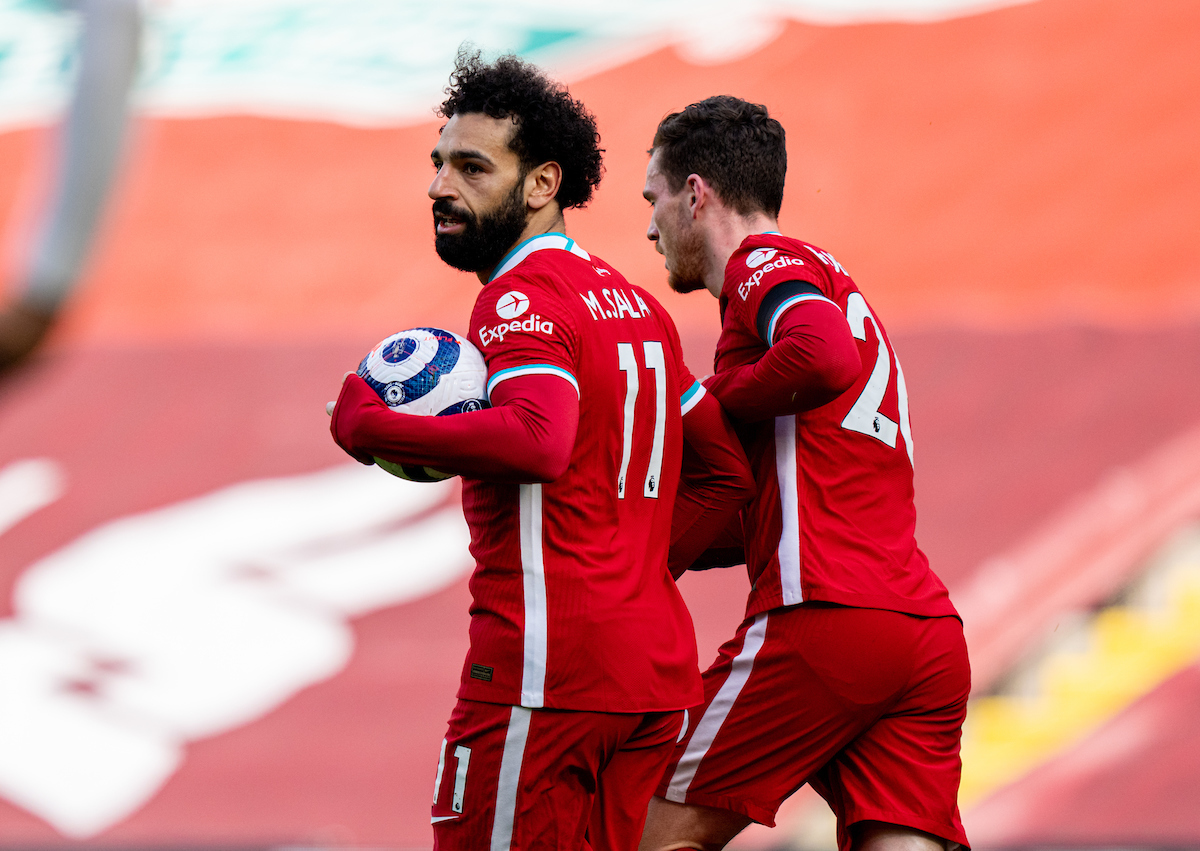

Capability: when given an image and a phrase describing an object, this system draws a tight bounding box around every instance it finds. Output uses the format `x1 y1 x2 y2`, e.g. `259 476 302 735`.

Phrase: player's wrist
330 375 391 464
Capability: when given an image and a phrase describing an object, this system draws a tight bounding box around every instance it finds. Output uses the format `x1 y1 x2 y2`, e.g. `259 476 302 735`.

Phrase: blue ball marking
396 327 461 403
381 335 419 364
359 328 463 408
356 358 390 399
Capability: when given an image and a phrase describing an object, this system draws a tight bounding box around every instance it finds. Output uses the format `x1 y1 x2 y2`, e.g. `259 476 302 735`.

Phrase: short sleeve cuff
680 381 707 415
767 293 839 345
487 364 580 398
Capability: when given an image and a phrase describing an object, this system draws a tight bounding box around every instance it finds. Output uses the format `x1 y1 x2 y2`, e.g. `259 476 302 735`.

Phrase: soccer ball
356 327 489 481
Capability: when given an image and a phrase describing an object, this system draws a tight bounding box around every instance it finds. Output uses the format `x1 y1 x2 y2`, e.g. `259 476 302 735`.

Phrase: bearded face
665 212 708 294
432 175 528 274
644 151 712 295
656 195 708 294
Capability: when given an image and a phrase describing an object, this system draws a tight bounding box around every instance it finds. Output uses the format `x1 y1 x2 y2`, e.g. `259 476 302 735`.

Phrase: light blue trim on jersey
767 293 839 345
680 381 706 416
487 364 580 398
490 232 592 282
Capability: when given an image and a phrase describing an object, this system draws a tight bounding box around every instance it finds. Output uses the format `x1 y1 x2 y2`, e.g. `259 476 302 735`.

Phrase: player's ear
526 161 562 211
685 173 710 218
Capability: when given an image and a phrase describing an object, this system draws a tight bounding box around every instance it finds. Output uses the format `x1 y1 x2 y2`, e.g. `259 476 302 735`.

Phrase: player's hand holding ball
329 327 489 481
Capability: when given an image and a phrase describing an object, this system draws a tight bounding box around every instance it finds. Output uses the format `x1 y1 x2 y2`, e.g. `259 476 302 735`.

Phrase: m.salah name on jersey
579 287 653 322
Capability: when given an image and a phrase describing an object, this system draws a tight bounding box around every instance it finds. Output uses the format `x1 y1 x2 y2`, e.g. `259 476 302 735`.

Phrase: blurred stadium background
1 0 1198 848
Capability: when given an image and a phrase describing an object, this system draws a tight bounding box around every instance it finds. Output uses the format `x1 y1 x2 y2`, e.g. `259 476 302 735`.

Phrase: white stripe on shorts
665 613 769 801
490 706 532 851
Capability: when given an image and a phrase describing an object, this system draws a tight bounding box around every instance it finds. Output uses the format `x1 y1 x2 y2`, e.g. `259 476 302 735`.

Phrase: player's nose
428 166 455 201
646 217 659 243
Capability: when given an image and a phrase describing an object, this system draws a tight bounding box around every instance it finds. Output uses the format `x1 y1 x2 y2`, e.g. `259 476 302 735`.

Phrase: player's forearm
669 393 755 578
362 407 567 481
330 374 576 482
706 303 861 422
684 514 749 574
670 482 749 578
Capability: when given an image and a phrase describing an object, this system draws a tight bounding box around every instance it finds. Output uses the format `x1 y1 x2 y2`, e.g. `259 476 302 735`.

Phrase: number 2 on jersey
617 341 667 499
840 292 915 466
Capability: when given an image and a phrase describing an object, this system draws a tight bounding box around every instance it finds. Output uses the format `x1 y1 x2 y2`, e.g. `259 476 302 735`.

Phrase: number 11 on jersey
617 340 667 499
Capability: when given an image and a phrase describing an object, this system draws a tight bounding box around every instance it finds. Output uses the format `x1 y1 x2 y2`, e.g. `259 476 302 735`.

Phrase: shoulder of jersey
724 235 825 302
759 234 853 281
731 233 815 267
495 248 621 289
555 247 627 284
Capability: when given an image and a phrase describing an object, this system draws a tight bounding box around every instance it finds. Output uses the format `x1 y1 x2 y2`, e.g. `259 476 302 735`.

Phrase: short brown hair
651 95 786 217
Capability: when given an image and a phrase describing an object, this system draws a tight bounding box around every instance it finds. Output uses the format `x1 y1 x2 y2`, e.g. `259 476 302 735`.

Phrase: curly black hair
438 49 604 210
652 95 786 218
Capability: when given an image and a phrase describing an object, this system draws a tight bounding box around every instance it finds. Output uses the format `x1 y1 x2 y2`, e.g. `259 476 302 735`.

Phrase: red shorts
657 604 970 851
433 699 683 851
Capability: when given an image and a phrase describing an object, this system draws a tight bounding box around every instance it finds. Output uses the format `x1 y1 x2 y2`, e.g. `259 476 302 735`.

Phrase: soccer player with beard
637 96 970 851
329 54 754 851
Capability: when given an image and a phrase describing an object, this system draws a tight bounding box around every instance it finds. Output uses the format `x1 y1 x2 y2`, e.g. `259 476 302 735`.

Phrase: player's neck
702 210 780 297
476 208 567 284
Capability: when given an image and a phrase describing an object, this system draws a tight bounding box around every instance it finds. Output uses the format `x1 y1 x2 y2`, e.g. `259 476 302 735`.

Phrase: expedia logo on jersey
745 247 777 268
495 290 530 319
737 253 806 300
478 314 555 347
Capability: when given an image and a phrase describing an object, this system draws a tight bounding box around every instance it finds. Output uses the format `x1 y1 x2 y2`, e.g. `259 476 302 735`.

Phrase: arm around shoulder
705 297 861 422
669 389 755 578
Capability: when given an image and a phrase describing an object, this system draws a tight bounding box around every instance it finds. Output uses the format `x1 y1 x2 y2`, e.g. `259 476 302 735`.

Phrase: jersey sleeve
669 389 755 577
705 298 861 422
711 242 862 422
660 306 755 578
329 270 586 482
471 274 580 400
329 371 578 482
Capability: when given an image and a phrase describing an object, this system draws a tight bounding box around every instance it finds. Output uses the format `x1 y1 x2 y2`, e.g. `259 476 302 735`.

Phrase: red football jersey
459 232 705 712
714 233 957 620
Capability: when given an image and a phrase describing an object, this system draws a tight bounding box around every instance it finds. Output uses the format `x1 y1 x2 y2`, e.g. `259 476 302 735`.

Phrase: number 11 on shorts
433 739 472 813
